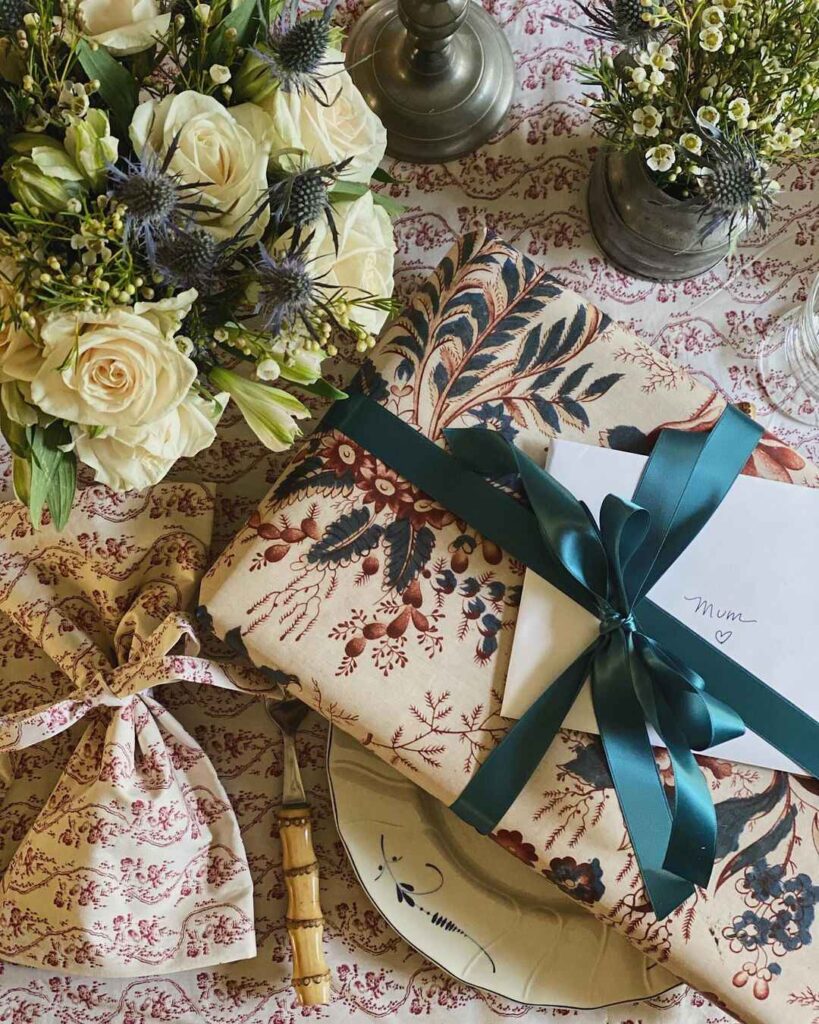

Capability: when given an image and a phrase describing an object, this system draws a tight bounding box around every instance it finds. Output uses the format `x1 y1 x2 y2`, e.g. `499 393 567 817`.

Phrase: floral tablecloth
1 1 818 1021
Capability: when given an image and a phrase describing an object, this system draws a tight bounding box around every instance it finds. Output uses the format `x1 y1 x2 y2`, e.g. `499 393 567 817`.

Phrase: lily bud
209 367 310 452
233 51 277 103
64 110 118 190
3 135 85 213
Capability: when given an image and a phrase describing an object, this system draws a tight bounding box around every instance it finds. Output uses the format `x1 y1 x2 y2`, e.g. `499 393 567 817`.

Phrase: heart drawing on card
715 630 733 645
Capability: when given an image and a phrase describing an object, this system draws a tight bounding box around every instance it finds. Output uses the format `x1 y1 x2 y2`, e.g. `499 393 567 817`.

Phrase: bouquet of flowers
577 0 819 234
0 0 397 529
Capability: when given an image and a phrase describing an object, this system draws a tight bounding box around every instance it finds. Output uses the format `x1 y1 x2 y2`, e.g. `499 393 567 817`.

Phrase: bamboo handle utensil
268 698 330 1006
278 804 331 1005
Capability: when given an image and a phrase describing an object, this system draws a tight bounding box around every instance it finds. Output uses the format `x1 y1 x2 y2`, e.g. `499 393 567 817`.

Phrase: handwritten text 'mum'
683 595 758 625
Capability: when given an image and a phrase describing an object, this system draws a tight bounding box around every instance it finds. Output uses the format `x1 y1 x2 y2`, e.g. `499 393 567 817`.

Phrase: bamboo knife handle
278 804 331 1005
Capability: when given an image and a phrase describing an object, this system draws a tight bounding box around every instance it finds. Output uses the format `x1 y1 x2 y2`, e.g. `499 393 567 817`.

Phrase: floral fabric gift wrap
201 231 819 1024
0 483 275 977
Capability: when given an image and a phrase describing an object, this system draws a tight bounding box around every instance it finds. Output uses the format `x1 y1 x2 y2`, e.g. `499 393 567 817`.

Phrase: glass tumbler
759 272 819 426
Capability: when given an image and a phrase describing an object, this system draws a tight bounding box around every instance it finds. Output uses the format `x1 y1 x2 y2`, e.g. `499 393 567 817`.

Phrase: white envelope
503 437 819 773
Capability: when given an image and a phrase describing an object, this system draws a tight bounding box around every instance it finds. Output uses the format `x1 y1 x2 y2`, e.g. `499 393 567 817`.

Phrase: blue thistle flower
153 225 219 289
256 244 320 333
696 133 777 239
268 158 352 250
108 143 210 255
152 224 240 292
252 0 341 99
574 0 657 44
0 0 32 34
270 166 330 228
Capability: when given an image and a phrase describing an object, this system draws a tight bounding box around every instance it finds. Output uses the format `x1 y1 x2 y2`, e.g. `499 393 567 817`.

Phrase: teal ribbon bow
322 394 819 918
445 413 754 917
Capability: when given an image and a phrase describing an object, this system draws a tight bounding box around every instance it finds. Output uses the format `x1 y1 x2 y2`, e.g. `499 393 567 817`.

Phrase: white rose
30 291 198 428
130 92 275 243
262 48 386 182
0 260 41 384
78 0 171 56
298 191 394 336
73 391 227 491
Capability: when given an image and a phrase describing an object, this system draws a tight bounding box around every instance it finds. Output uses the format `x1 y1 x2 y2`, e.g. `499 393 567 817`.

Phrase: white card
503 437 819 773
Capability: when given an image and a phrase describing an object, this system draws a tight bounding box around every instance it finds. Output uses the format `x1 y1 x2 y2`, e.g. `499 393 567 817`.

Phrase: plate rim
326 725 682 1010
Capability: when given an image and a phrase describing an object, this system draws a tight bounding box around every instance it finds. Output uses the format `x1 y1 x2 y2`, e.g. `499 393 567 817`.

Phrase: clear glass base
758 305 819 426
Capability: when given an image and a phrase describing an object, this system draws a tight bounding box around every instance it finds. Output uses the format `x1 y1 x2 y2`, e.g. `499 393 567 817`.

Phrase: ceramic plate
327 727 681 1008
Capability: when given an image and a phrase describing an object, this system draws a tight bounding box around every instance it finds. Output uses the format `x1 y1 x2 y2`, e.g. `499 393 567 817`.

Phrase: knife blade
268 698 309 806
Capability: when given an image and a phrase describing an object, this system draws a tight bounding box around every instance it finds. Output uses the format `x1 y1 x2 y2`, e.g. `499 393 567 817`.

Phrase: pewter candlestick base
346 0 515 163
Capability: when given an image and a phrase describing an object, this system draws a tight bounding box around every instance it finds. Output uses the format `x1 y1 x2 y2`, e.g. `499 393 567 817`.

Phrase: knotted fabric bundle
0 484 277 977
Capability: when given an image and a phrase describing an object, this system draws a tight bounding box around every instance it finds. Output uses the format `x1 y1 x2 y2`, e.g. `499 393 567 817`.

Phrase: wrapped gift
201 231 819 1024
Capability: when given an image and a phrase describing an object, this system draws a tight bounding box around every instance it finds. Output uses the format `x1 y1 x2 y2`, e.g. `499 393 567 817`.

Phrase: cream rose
130 92 275 243
262 48 386 182
72 391 227 491
0 259 41 384
297 191 394 336
78 0 171 56
30 291 198 428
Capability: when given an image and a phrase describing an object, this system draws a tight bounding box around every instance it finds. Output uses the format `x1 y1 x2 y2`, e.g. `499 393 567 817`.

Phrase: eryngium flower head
256 247 318 333
277 16 330 75
575 0 656 43
113 163 178 224
0 0 31 33
697 135 777 237
153 225 226 291
284 169 329 227
108 145 209 254
252 0 340 95
268 159 351 240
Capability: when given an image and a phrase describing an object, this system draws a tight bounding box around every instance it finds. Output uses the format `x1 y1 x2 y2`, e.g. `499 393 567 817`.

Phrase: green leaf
12 455 30 506
330 181 404 218
77 40 138 138
29 423 76 531
300 378 347 401
48 447 77 532
372 167 398 185
0 400 29 459
207 0 259 61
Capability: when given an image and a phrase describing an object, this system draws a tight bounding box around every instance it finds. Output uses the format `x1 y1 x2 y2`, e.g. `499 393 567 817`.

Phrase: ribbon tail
659 733 717 888
628 637 720 889
591 630 695 918
451 645 595 834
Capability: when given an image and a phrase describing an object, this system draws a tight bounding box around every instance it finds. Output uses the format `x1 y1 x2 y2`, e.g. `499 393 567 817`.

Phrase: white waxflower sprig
632 104 663 137
699 24 723 52
646 143 676 171
680 132 703 155
578 0 819 224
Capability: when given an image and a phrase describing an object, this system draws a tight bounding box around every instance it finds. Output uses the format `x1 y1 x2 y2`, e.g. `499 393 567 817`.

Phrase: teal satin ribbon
322 393 819 918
